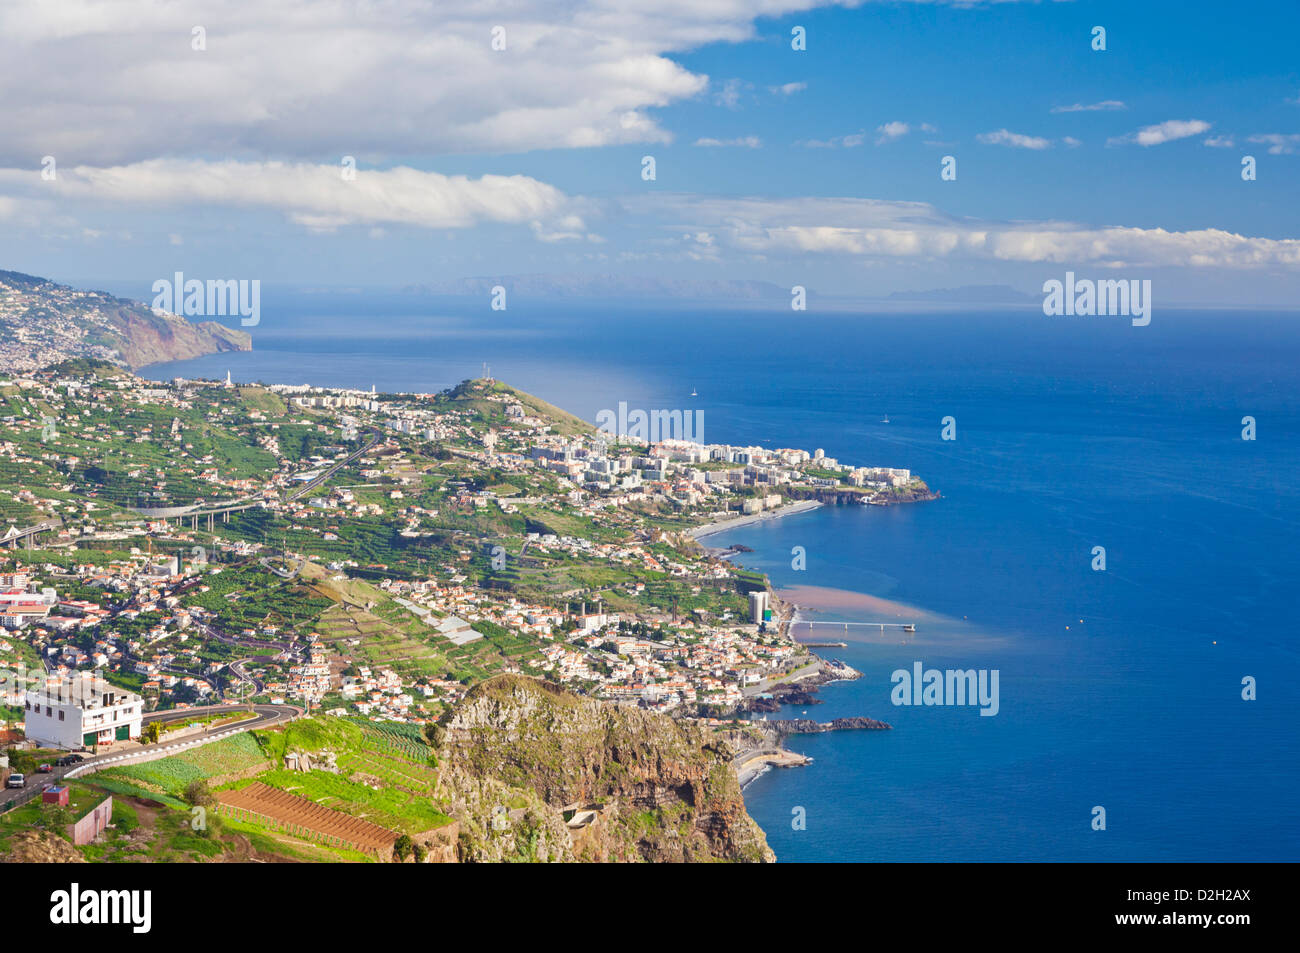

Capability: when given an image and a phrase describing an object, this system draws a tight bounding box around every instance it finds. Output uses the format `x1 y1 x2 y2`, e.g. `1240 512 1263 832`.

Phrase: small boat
690 388 698 397
881 414 890 423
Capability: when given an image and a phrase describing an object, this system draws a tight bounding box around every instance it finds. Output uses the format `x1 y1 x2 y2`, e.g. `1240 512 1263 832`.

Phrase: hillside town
1 363 931 752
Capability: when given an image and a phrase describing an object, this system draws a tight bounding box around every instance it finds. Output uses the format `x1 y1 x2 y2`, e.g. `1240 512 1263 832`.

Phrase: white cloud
694 136 762 148
769 82 807 96
1051 100 1127 113
977 129 1051 150
1247 134 1300 155
0 158 579 233
633 194 1300 269
1204 135 1236 148
1109 119 1212 147
800 132 867 149
1062 136 1082 148
0 0 868 164
875 121 911 144
714 78 749 109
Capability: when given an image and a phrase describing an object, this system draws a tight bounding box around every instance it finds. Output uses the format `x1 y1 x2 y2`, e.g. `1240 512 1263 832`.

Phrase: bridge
121 429 384 531
793 619 917 633
0 518 62 549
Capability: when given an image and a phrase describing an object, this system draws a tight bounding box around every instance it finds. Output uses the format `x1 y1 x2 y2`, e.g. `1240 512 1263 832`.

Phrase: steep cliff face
0 269 251 372
438 676 775 863
106 305 251 369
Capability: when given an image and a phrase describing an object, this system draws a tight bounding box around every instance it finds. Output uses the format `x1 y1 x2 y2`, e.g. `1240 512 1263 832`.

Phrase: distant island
402 272 791 299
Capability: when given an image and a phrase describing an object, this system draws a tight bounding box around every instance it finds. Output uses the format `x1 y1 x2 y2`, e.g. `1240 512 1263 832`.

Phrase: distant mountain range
0 270 251 374
882 284 1039 304
402 273 1038 306
402 273 790 299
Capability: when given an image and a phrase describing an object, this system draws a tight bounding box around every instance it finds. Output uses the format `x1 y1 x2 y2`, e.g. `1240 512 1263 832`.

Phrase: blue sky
1 0 1298 303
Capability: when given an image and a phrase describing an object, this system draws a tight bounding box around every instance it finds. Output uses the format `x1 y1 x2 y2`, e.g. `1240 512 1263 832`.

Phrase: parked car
37 763 53 773
5 773 25 789
54 754 85 767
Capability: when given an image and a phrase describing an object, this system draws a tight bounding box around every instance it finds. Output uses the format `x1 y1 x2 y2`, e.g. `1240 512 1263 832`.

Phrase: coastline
689 499 823 541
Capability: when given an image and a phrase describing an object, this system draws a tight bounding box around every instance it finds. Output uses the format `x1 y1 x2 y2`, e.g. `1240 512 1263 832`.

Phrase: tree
393 834 414 862
183 779 214 808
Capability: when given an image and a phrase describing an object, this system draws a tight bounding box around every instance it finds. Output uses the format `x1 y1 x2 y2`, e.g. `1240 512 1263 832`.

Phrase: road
742 659 824 698
285 429 382 503
228 658 265 695
0 517 62 548
1 703 301 813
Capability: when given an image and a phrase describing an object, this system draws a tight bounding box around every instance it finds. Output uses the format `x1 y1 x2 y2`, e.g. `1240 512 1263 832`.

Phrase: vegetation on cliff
438 675 775 862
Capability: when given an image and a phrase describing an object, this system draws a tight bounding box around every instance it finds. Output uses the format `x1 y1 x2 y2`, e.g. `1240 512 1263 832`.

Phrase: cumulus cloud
0 0 862 164
630 194 1300 269
1109 119 1212 147
875 121 911 144
1051 100 1126 113
0 158 580 233
1204 135 1236 148
769 82 807 96
977 129 1051 149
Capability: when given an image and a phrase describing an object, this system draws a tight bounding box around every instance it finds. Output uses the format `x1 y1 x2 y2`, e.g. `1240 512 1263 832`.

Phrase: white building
24 673 144 749
748 590 770 625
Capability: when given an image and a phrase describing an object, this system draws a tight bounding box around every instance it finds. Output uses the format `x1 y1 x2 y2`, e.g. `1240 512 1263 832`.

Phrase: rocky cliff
436 675 775 863
0 269 251 372
105 304 251 369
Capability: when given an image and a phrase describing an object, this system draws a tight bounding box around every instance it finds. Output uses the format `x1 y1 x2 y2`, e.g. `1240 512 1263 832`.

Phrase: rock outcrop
768 716 892 735
437 675 775 863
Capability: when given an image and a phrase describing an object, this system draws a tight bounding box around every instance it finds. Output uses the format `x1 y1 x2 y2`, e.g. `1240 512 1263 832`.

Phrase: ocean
143 290 1300 861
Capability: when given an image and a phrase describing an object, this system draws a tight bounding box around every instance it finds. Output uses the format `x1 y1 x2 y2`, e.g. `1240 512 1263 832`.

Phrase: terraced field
313 603 448 678
98 732 271 796
241 717 451 834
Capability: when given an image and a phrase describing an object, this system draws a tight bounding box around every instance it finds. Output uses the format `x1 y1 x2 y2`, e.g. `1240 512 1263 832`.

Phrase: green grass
99 733 270 796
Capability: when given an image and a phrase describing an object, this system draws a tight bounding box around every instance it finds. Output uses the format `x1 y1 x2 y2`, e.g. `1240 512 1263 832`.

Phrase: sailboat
880 413 890 423
690 387 697 397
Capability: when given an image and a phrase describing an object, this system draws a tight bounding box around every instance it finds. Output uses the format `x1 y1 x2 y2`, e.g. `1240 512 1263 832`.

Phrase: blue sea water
144 291 1300 861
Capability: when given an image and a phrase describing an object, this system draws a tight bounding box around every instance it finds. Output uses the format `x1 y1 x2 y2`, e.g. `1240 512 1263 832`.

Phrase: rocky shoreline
744 658 863 712
765 716 892 736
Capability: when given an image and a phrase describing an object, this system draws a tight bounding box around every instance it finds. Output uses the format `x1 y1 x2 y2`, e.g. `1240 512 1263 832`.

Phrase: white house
24 673 144 749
